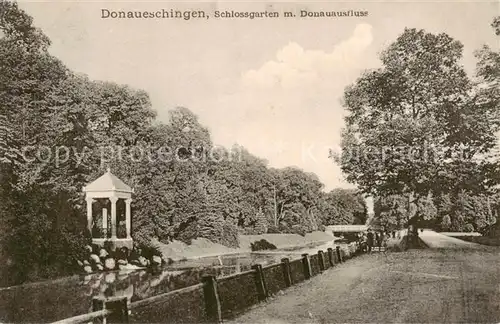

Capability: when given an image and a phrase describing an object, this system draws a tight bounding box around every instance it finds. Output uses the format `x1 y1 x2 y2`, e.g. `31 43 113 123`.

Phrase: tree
335 28 499 227
434 194 453 230
319 189 367 226
205 144 273 230
269 167 323 229
450 192 491 232
254 208 267 234
1 0 381 285
475 16 500 179
414 193 437 228
476 17 500 92
373 195 408 230
441 214 451 231
0 2 92 285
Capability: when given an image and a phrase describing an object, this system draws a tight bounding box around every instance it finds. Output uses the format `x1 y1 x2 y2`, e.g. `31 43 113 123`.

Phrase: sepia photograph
0 0 499 323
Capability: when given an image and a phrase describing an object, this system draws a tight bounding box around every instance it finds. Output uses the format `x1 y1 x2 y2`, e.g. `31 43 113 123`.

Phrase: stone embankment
77 245 164 274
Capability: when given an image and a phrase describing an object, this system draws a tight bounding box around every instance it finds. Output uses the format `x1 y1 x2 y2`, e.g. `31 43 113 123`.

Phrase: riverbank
154 231 336 261
0 235 339 323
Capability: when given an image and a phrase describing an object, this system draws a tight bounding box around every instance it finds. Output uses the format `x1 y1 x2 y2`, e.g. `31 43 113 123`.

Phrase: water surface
0 242 344 323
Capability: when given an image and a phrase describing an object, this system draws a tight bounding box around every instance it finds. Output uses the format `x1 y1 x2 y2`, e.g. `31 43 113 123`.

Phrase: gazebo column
125 198 132 239
86 197 94 232
102 208 108 237
110 196 118 239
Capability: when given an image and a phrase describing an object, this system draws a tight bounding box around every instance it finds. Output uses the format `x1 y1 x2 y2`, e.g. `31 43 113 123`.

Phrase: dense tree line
336 19 500 233
0 2 366 286
372 192 499 233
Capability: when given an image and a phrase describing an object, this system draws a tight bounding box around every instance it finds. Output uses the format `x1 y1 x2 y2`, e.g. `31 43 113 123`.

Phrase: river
0 241 349 323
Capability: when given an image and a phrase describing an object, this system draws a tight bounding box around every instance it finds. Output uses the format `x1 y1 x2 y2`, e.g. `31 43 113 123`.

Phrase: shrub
267 225 281 233
279 223 292 233
464 224 475 232
254 209 268 234
138 243 162 260
103 240 113 252
127 241 162 265
250 239 277 251
242 227 258 235
318 224 326 232
115 247 130 260
197 213 225 243
291 225 307 237
4 222 91 286
220 222 239 248
297 228 307 236
195 214 239 248
343 233 358 243
440 215 451 231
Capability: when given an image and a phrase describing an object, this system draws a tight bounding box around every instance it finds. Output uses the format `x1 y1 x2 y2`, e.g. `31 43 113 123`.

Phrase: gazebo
83 169 134 250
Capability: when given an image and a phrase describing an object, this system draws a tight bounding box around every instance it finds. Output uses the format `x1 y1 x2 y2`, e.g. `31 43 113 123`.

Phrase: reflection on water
0 242 345 323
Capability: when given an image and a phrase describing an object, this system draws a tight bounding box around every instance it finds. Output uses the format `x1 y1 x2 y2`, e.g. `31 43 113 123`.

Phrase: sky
17 0 499 204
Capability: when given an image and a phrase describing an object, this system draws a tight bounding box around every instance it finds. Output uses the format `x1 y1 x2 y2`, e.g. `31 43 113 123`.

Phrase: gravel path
419 229 479 248
230 234 500 323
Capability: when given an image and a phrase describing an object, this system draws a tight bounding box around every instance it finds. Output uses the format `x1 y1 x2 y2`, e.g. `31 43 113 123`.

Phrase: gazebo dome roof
83 169 132 193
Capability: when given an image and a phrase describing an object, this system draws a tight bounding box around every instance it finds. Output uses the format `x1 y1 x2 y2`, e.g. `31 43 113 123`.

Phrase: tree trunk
406 191 413 225
273 185 278 226
279 204 285 224
407 191 418 248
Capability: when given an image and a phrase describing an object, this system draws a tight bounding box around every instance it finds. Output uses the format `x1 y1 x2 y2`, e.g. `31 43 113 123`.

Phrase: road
419 229 479 248
231 231 500 323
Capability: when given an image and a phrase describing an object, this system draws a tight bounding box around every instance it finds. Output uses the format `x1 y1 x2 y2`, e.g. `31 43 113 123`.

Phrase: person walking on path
382 232 389 254
359 232 367 252
379 231 386 253
367 229 374 253
377 231 384 251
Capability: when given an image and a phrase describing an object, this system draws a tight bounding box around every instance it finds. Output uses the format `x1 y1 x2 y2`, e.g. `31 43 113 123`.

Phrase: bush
115 246 130 260
4 221 91 286
242 227 258 235
220 222 239 248
254 209 268 235
137 243 162 260
318 224 326 232
343 233 359 243
279 223 292 233
103 240 113 252
195 214 239 248
197 213 225 243
267 225 281 233
291 225 307 237
464 224 475 232
440 215 452 231
250 239 277 251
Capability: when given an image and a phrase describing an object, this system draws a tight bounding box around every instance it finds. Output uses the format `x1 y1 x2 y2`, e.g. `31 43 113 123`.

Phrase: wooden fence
52 244 362 324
